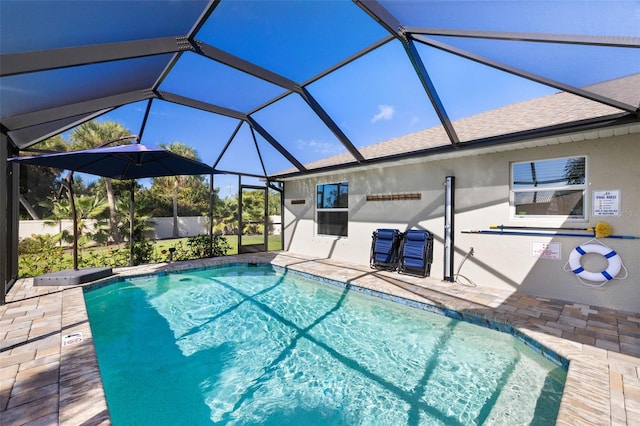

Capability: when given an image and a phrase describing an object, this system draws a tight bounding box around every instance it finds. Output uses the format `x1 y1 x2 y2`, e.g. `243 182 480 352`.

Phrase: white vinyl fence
19 216 281 243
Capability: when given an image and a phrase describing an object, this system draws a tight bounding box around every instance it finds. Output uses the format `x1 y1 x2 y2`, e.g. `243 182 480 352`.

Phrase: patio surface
1 252 639 425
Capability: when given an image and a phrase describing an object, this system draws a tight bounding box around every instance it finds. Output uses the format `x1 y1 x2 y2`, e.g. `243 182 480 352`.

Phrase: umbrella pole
130 180 135 267
64 176 79 270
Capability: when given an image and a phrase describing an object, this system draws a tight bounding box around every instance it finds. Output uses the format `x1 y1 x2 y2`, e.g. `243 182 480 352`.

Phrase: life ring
568 244 622 282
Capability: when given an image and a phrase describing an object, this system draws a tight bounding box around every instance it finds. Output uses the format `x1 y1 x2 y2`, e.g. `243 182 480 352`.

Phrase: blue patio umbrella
10 143 217 269
12 143 215 179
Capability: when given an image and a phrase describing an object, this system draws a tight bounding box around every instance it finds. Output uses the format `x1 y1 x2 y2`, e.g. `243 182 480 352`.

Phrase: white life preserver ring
568 244 622 282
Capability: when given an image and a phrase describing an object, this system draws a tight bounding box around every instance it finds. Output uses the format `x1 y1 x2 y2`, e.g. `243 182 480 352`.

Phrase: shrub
18 234 70 277
18 234 59 254
80 247 129 268
132 239 154 266
187 234 230 258
150 235 230 263
18 233 229 278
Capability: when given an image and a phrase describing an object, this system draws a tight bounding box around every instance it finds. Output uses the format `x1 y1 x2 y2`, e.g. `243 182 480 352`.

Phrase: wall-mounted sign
593 190 620 216
532 242 561 260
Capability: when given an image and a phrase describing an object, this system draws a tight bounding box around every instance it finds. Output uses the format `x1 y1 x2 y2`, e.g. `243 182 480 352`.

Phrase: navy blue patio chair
398 229 434 277
370 228 403 271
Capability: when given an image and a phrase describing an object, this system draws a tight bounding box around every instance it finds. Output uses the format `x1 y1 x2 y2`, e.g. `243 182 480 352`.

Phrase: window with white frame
316 182 348 236
511 156 587 220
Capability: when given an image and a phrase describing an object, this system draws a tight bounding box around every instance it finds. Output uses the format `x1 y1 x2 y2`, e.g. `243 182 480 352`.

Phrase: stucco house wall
283 132 640 313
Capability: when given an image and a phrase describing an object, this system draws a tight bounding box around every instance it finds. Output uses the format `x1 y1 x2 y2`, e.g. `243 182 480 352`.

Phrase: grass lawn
153 234 282 256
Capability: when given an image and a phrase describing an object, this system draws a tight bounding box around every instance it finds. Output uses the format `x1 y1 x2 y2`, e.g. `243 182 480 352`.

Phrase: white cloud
296 139 345 155
371 105 395 123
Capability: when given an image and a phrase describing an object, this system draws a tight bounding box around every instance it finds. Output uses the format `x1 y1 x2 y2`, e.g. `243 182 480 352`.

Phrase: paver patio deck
2 252 639 425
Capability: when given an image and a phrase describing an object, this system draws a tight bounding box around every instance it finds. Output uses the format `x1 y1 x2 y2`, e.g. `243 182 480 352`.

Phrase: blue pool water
84 264 566 425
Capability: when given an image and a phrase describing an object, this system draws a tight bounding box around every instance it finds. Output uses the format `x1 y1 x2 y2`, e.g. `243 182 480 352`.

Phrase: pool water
84 264 566 425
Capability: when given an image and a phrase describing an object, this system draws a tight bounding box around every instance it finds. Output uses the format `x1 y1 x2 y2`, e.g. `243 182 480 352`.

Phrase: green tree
152 142 209 238
89 177 136 233
70 120 134 243
114 188 155 242
18 135 69 219
42 194 109 247
240 190 265 234
214 196 238 235
268 188 281 216
139 185 172 217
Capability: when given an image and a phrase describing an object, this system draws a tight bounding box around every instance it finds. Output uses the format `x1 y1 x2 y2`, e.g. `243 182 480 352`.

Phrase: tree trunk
172 178 179 238
105 178 121 243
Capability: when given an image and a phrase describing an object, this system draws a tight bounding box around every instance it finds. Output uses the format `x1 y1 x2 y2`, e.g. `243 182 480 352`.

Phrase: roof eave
272 112 640 181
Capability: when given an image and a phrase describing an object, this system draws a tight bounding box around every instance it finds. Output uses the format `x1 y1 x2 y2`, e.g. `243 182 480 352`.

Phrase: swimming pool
84 263 566 425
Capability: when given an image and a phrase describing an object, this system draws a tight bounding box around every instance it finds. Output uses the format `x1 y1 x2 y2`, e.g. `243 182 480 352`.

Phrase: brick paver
1 252 639 425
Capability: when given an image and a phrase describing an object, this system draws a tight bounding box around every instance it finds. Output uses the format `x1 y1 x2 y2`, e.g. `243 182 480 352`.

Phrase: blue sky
6 0 638 197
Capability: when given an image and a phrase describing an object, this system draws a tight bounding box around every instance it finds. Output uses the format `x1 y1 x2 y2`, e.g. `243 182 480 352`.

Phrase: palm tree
42 194 109 248
69 120 134 243
156 142 205 238
115 194 154 243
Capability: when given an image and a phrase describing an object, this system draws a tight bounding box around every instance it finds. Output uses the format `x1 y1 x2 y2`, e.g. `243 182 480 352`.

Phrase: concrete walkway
2 252 639 425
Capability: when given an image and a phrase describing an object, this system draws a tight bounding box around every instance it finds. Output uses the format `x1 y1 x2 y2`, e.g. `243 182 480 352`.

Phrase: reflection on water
85 265 566 425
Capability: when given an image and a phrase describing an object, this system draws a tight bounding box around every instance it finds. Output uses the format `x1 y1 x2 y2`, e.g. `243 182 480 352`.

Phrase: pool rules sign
593 190 620 216
532 242 561 260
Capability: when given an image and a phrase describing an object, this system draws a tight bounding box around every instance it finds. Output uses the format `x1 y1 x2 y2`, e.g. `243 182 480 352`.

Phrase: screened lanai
1 0 639 300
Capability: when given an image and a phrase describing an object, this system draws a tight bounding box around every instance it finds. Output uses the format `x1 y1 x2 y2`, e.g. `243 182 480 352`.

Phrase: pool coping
2 252 639 425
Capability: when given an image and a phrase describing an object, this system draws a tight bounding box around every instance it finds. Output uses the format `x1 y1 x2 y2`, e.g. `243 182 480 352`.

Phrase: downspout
237 175 242 252
444 176 455 282
280 182 285 252
209 173 214 256
264 181 269 251
129 181 135 266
